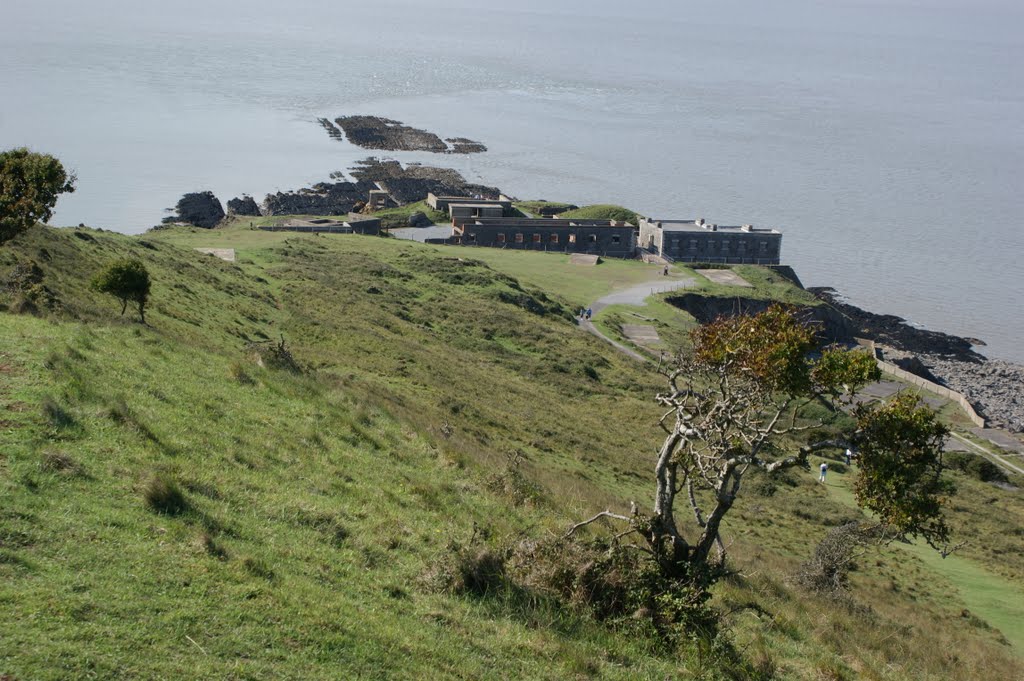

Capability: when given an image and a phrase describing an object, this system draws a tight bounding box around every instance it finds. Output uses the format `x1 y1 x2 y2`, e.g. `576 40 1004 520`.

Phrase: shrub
426 532 508 598
944 452 1008 483
246 336 301 373
794 521 875 596
144 474 188 515
486 450 542 507
510 536 718 644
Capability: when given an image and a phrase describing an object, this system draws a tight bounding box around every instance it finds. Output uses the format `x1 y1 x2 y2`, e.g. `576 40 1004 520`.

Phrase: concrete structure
445 216 636 258
426 192 513 215
368 189 394 210
258 213 381 235
448 203 505 220
639 217 782 264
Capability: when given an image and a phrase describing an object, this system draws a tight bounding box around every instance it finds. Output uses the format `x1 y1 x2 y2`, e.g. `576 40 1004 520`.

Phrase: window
568 234 576 244
515 233 524 243
588 234 597 243
612 235 621 245
759 241 767 252
533 233 542 243
689 239 697 251
549 233 559 244
721 239 729 252
467 233 476 243
496 233 506 243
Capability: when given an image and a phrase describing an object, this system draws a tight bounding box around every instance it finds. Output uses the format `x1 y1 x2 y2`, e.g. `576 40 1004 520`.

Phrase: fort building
440 216 636 258
426 192 513 216
638 217 782 264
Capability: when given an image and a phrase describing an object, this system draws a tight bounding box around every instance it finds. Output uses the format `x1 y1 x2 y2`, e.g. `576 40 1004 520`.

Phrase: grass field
2 221 1022 679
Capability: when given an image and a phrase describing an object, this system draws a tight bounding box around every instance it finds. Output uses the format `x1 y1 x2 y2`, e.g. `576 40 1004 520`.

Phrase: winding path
577 272 696 362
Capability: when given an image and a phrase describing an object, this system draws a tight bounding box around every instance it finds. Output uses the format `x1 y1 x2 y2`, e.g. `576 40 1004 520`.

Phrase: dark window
549 233 559 243
588 234 597 243
515 233 524 243
612 235 622 244
467 233 476 243
497 233 506 243
533 233 542 243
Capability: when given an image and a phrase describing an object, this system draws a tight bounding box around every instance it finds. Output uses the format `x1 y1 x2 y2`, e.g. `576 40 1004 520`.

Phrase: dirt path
577 271 696 361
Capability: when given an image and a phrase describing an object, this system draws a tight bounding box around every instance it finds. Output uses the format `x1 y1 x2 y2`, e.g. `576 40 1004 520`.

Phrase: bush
944 452 1009 483
794 521 875 596
144 474 188 515
246 336 301 373
511 536 718 644
426 531 508 598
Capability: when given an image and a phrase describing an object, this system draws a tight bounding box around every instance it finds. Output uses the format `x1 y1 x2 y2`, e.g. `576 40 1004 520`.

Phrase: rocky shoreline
811 287 1024 433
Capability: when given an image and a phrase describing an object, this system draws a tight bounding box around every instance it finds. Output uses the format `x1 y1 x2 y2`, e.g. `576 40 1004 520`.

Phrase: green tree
853 391 952 548
91 259 152 323
0 147 77 244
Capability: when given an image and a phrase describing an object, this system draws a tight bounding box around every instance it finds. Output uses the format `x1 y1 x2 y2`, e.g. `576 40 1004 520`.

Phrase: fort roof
644 218 780 235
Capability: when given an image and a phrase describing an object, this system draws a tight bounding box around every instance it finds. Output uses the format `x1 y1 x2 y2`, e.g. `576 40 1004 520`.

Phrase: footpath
576 268 696 362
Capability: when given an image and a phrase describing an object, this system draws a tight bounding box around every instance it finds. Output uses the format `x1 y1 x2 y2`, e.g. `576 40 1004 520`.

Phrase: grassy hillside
2 222 1023 679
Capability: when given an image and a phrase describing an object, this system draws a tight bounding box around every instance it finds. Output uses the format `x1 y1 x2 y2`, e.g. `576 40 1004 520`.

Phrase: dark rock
330 116 486 154
262 179 377 216
808 287 984 361
163 191 225 229
408 211 431 227
227 195 261 217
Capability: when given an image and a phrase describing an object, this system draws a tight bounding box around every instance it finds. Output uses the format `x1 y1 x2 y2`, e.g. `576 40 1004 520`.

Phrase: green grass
513 200 578 217
370 200 449 229
1 221 1022 679
557 204 643 224
685 265 821 307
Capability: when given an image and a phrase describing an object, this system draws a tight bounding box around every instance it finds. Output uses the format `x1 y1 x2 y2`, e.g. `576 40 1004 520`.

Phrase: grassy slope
557 205 643 224
1 222 1023 680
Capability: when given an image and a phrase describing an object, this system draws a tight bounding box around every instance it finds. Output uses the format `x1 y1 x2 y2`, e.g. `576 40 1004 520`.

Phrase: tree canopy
90 259 152 323
0 147 76 244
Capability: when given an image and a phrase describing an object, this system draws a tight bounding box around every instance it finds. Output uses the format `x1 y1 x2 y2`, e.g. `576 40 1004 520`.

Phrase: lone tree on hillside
568 305 951 605
91 259 152 323
0 147 77 244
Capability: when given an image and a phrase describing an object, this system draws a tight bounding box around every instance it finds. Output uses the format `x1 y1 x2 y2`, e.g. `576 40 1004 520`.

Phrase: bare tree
569 306 881 581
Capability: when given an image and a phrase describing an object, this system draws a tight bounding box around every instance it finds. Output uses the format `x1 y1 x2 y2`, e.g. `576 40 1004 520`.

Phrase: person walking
844 448 853 465
819 462 828 483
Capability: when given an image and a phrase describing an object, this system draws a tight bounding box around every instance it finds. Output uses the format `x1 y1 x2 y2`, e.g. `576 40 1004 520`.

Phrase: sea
2 0 1022 361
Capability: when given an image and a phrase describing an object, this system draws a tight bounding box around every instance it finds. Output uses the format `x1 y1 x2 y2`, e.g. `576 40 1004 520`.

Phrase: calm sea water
2 0 1022 360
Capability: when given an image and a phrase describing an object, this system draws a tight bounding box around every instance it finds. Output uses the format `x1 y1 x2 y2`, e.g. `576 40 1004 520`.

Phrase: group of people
577 308 593 320
818 447 857 483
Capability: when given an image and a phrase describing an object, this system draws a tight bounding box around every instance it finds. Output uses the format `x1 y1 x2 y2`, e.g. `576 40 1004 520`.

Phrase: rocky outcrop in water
325 116 486 154
227 195 261 217
163 191 225 228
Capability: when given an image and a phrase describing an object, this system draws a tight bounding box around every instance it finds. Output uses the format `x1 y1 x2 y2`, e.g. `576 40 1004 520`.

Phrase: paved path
577 270 696 361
